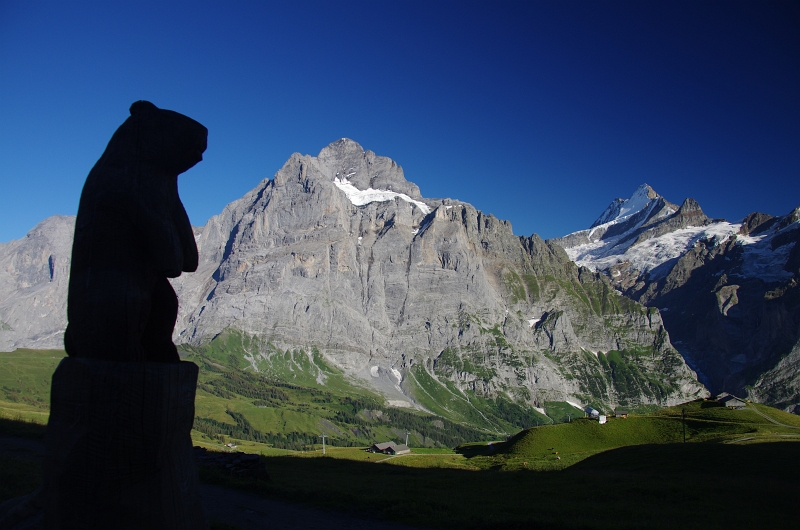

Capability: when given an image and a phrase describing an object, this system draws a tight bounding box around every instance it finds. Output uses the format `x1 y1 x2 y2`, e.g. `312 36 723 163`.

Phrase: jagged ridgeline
169 139 705 424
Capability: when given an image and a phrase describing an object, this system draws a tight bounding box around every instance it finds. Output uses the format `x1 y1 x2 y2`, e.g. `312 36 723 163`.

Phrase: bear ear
130 100 158 116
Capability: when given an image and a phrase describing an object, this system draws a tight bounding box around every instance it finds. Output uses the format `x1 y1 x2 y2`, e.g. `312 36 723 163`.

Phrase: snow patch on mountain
566 400 584 411
559 184 799 283
334 177 431 214
391 367 403 382
569 216 796 283
569 222 741 280
737 222 798 282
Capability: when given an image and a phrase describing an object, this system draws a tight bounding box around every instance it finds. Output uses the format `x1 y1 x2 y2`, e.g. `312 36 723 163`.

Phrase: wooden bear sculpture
64 100 206 362
35 102 211 530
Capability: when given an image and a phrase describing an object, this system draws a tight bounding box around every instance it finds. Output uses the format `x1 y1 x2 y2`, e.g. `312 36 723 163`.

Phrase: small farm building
585 407 600 418
386 444 411 455
614 408 629 418
719 395 746 409
598 415 607 424
368 442 396 453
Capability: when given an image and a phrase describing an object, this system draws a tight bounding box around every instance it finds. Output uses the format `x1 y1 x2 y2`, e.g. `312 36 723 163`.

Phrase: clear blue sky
1 0 797 243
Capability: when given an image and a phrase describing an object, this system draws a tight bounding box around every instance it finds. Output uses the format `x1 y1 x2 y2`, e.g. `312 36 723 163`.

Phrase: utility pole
682 409 686 443
405 431 410 447
320 433 327 455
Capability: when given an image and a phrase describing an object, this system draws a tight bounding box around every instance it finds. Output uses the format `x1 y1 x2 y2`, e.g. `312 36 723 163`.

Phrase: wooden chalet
718 395 747 409
368 441 397 453
386 444 411 455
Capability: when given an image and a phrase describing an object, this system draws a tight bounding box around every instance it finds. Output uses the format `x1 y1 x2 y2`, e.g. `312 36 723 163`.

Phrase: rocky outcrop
750 341 800 413
0 215 74 351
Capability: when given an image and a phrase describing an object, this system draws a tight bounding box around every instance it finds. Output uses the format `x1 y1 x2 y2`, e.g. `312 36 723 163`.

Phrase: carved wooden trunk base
43 358 208 530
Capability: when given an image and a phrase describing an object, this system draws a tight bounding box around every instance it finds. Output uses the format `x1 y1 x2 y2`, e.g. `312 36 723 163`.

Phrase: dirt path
747 405 800 428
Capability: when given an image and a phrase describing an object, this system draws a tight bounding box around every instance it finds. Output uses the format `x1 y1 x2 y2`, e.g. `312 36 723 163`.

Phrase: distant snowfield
334 177 431 214
568 219 798 283
738 231 796 282
559 184 799 297
568 222 741 280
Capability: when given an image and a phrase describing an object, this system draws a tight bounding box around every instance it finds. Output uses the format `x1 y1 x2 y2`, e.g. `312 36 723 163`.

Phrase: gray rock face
0 215 74 351
1 142 706 414
169 140 704 410
750 341 800 414
552 184 800 412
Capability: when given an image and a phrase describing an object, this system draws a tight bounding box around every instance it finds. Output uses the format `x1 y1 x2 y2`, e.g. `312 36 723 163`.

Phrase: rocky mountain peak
776 206 800 231
668 197 710 228
0 214 75 351
638 183 659 200
738 212 776 236
159 142 706 412
590 184 660 228
316 138 421 199
552 183 800 411
677 197 702 214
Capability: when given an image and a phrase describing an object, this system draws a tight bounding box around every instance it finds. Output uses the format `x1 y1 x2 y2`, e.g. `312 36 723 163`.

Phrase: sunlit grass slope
0 349 64 422
484 398 800 471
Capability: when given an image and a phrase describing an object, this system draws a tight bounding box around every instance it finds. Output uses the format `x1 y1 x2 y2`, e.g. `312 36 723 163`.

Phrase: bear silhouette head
96 100 208 178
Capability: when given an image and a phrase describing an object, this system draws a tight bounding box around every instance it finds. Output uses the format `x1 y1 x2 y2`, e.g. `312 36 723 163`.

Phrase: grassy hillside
183 339 500 449
3 346 799 453
457 398 800 471
0 346 498 449
0 349 64 422
191 329 563 436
